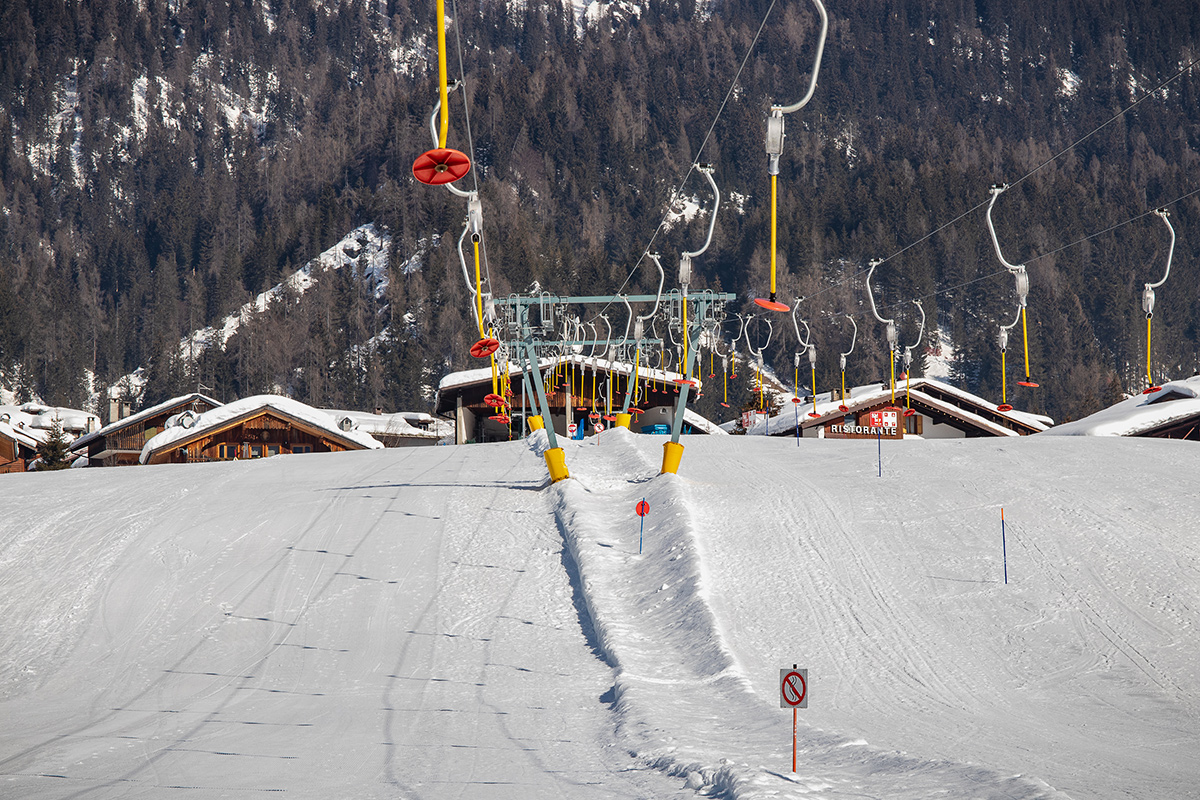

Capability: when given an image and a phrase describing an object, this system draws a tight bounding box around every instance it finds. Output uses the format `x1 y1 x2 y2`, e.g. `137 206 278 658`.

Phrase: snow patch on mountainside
180 224 391 358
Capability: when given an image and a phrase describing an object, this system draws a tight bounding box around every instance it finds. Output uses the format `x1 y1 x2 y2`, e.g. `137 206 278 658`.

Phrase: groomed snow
2 432 1198 798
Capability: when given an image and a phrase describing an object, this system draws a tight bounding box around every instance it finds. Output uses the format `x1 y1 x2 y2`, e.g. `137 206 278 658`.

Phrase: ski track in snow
548 429 1070 799
2 433 1199 798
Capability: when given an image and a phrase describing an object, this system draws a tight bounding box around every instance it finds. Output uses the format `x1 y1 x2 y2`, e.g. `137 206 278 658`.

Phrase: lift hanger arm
1147 208 1175 290
840 313 857 359
682 166 720 260
905 300 926 351
986 184 1025 273
773 0 829 115
791 302 811 349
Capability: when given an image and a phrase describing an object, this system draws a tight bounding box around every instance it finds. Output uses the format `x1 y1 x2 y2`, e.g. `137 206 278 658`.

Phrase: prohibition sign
779 668 808 708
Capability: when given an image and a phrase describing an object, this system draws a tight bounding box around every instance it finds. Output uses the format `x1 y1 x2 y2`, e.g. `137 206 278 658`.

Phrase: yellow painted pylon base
528 415 545 431
544 447 570 483
615 412 633 429
660 441 684 475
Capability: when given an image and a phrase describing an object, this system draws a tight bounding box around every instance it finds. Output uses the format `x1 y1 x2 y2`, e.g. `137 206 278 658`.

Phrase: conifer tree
36 417 74 471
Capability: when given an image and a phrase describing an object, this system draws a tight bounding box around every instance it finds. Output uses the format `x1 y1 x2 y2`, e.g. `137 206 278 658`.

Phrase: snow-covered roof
322 409 441 439
71 392 223 451
0 404 99 445
682 408 728 436
140 395 383 463
1041 375 1200 437
0 419 41 450
438 353 690 393
744 377 1051 436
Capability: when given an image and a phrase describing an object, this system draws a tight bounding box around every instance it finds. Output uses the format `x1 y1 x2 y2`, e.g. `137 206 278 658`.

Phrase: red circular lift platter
1142 386 1162 394
412 148 471 185
754 298 790 312
470 338 500 358
484 393 506 408
1017 380 1040 388
997 403 1014 412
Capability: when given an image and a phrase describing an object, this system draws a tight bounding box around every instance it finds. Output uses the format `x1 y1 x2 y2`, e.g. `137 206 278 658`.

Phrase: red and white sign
594 423 605 433
779 668 808 708
568 423 577 435
868 409 898 428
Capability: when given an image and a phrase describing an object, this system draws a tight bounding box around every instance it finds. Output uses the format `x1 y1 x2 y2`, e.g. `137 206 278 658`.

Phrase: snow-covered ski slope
2 432 1198 798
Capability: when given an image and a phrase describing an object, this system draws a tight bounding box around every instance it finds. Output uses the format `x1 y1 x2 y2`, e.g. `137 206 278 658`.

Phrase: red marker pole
636 499 650 554
792 706 797 772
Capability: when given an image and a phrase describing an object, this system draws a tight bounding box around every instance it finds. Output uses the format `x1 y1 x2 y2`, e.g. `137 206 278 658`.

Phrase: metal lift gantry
493 289 735 483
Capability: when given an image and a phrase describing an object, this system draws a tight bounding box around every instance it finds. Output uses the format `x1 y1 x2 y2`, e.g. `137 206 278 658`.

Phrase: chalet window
216 443 238 459
265 444 280 456
249 444 263 458
905 414 923 435
292 444 313 454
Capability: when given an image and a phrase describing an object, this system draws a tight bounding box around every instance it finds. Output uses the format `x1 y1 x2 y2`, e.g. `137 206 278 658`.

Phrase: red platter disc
470 338 500 358
754 298 790 312
412 148 471 185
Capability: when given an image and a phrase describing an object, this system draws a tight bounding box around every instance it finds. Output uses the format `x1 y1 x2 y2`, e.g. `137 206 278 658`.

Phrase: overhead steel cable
793 52 1200 309
584 0 781 324
865 184 1200 317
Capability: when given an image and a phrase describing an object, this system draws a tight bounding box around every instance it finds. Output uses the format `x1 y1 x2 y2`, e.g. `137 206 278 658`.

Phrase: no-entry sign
779 668 808 708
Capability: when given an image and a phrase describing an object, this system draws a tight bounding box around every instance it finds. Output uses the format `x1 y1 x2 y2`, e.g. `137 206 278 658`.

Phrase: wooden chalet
435 355 724 444
139 395 383 465
751 377 1052 439
70 393 223 467
0 419 40 474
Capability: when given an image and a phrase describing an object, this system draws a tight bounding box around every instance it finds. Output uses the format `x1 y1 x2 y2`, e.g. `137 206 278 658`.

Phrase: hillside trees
0 0 1197 425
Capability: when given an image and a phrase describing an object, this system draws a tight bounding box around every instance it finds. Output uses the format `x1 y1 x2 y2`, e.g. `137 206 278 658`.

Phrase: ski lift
789 304 810 407
1141 208 1174 394
720 354 731 408
837 313 857 412
755 0 828 313
730 313 747 379
745 315 773 409
996 310 1020 412
901 300 925 417
678 165 720 379
986 184 1038 388
865 258 901 409
413 0 470 186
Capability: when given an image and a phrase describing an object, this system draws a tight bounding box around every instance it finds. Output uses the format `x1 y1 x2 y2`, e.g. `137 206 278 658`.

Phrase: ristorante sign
824 408 903 440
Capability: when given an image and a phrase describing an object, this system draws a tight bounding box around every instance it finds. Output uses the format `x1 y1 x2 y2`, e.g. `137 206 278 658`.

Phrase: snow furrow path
549 429 1068 799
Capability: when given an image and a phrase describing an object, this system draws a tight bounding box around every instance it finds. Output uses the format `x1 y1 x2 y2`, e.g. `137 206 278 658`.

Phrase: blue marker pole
636 498 649 554
1001 507 1008 584
795 403 800 446
877 430 882 477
